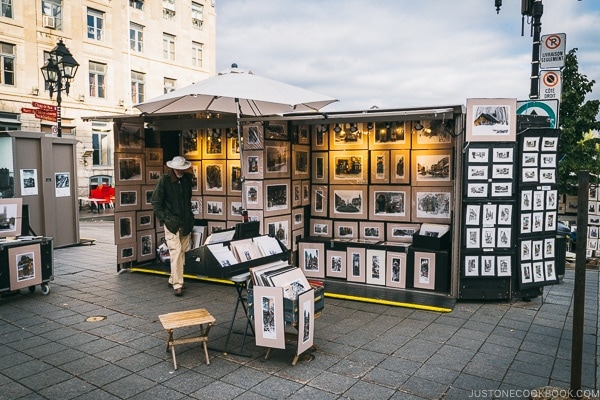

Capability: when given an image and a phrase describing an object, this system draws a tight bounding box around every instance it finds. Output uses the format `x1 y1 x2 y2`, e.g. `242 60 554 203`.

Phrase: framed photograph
204 160 226 196
312 124 329 151
312 152 329 184
292 145 310 180
246 210 263 229
545 211 557 231
115 211 136 244
290 227 303 252
227 160 242 195
539 169 556 184
411 119 453 149
533 262 545 282
492 147 514 162
534 242 543 261
522 152 538 167
299 241 325 278
465 204 481 226
541 136 558 151
0 198 22 238
191 196 203 219
326 250 347 279
115 185 140 212
145 148 163 166
545 261 557 281
117 242 136 264
186 161 200 196
115 153 145 185
482 227 496 248
310 218 332 238
413 251 436 290
243 122 264 150
330 185 368 220
227 198 243 221
521 190 533 211
311 185 328 218
370 150 389 184
497 227 511 247
386 252 407 288
466 183 488 198
521 213 532 234
482 204 497 226
264 179 289 217
302 180 310 206
464 255 479 277
292 181 302 208
114 120 144 152
253 286 285 349
481 256 495 276
181 129 202 159
207 220 228 233
370 121 408 149
136 210 154 230
292 208 304 230
468 147 489 163
333 220 358 239
465 98 517 142
264 215 291 248
546 190 558 210
521 263 533 284
297 288 315 356
8 243 42 290
204 196 226 221
532 212 544 232
329 122 367 150
492 164 514 180
387 223 420 243
264 121 289 140
523 136 540 151
390 150 410 184
136 229 155 262
522 167 538 183
497 204 513 225
295 124 310 145
359 221 385 241
264 141 290 179
466 228 480 249
244 180 263 210
521 240 532 261
491 182 513 197
370 186 410 222
467 165 488 180
412 150 452 186
244 150 264 180
412 187 452 224
533 191 544 211
227 134 241 159
497 256 512 277
366 249 387 286
544 237 555 258
146 168 162 185
346 247 366 283
329 150 368 184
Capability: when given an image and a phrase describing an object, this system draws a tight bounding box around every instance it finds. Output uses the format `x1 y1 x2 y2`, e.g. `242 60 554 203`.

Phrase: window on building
42 0 62 29
89 61 106 98
162 33 175 61
130 23 143 52
129 0 144 10
164 78 176 94
163 0 175 20
192 41 203 68
0 42 15 86
0 111 20 131
131 70 145 104
191 2 203 29
87 8 104 41
92 123 112 166
2 0 13 18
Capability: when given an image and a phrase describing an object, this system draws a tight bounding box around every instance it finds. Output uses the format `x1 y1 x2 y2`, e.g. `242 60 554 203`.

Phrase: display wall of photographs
312 152 329 184
330 185 368 220
370 121 408 149
412 150 452 186
292 145 310 180
518 237 558 287
465 98 517 143
264 141 290 179
463 254 512 277
369 186 410 222
299 241 325 278
203 160 226 196
243 122 264 150
412 187 452 224
411 119 454 149
181 129 202 159
8 243 42 290
329 150 368 184
115 153 145 185
329 122 367 150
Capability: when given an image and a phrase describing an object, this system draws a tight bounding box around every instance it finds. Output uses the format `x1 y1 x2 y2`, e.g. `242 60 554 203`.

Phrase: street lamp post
40 39 79 137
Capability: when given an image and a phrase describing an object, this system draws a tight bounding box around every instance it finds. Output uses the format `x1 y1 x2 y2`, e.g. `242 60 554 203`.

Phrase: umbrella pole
235 98 247 216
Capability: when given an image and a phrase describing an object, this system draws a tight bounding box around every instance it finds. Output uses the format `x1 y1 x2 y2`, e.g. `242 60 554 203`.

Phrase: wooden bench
158 308 215 370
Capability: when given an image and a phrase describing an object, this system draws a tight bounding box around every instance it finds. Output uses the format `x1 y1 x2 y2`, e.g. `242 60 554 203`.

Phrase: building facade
0 0 216 196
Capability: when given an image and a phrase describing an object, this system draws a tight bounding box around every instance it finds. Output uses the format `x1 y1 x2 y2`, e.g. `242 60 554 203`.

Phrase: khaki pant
165 226 191 290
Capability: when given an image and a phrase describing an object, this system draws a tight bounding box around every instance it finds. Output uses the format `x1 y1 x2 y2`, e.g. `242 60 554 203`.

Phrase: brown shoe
174 288 183 296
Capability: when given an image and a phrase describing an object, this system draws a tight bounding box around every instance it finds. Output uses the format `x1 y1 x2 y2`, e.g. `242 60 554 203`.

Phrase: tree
557 48 600 195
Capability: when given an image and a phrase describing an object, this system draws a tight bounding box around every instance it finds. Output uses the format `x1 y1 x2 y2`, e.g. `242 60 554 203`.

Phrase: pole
529 0 543 99
56 76 62 137
571 170 588 395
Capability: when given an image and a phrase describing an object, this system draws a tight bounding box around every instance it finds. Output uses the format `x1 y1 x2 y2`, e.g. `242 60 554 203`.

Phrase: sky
214 0 600 112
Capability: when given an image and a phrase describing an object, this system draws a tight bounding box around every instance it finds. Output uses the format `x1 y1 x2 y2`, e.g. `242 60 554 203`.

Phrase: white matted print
253 286 285 349
297 288 315 356
466 98 517 142
386 252 407 288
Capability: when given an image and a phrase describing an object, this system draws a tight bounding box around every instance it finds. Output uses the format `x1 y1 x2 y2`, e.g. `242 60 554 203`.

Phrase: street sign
540 33 566 69
517 100 559 128
540 70 562 101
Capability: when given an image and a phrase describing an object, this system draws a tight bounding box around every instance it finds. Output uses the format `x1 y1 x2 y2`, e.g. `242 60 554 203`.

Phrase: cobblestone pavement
1 219 598 399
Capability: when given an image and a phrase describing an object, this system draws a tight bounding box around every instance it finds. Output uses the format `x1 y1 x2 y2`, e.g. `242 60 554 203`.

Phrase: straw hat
166 156 191 170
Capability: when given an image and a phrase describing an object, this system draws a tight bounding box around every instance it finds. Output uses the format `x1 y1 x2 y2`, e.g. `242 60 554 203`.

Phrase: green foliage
558 48 600 195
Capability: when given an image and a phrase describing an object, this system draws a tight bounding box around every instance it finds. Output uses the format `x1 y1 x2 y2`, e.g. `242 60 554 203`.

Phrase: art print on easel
253 286 285 349
9 244 42 290
297 288 315 356
466 98 517 142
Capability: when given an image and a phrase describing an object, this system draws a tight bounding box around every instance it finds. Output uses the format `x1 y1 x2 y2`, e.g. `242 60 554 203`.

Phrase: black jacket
151 169 194 236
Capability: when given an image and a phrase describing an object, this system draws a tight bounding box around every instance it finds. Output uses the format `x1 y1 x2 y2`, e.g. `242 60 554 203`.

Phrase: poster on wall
465 98 517 143
55 172 70 197
20 169 38 196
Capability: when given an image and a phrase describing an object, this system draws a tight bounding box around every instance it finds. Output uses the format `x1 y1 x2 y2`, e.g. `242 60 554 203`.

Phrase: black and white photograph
20 168 39 196
292 145 310 180
541 137 558 152
228 161 242 195
312 152 328 183
492 147 514 163
299 242 324 278
482 227 496 248
137 230 155 262
466 228 480 249
497 204 513 225
329 122 366 149
310 219 331 237
523 136 540 151
360 222 384 241
116 153 144 185
522 168 538 183
521 240 532 261
371 121 407 148
465 204 480 225
491 182 512 197
346 247 365 283
297 288 315 356
386 252 407 288
205 198 225 220
331 187 367 219
181 129 201 158
264 181 289 216
253 286 285 349
9 244 42 291
264 121 288 140
481 256 495 276
330 151 368 184
522 152 538 167
115 186 140 211
468 148 489 163
492 164 513 179
497 256 512 277
521 214 532 234
264 141 290 178
370 187 409 221
203 128 225 159
387 223 420 242
54 172 70 197
204 162 225 195
326 250 346 279
413 150 452 185
114 120 143 152
115 211 135 244
366 249 386 286
467 165 488 180
414 252 435 290
482 204 497 226
390 150 410 184
413 188 452 223
464 256 479 277
467 183 488 198
466 98 516 142
0 198 22 238
334 221 357 239
243 122 264 150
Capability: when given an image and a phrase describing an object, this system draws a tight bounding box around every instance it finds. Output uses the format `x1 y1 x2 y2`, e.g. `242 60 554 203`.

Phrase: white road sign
540 33 566 69
540 70 562 101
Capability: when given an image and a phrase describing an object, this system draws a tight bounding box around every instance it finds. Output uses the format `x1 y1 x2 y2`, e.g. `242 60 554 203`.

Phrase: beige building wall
0 0 216 197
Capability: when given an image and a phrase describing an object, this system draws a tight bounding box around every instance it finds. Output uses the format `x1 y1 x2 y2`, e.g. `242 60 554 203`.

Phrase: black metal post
571 170 588 395
529 0 543 99
56 73 62 137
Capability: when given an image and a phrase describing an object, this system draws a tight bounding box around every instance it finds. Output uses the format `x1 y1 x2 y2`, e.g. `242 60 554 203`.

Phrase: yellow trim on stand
324 292 453 313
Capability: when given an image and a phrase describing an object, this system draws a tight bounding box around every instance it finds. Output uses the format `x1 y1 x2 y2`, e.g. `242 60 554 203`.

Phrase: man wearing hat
151 156 194 296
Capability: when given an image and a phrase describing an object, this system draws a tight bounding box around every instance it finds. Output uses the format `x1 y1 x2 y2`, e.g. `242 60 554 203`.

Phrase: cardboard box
411 230 451 251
